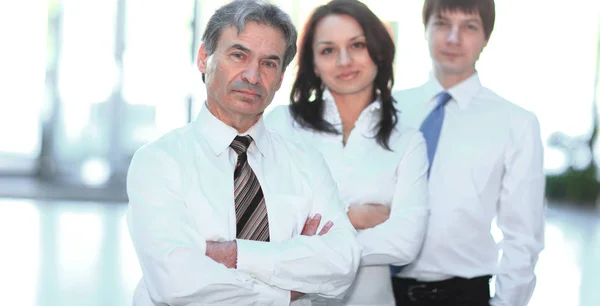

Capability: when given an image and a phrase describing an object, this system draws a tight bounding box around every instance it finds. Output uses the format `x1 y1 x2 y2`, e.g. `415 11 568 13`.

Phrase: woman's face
312 14 378 97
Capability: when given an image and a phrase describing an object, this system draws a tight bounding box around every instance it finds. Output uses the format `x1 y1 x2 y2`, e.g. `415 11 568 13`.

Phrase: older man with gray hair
126 0 361 305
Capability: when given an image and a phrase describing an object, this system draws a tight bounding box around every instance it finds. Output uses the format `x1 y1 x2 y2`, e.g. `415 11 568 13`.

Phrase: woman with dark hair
266 1 429 305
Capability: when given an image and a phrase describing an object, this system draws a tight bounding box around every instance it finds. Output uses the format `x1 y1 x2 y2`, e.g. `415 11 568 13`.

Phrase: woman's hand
347 203 390 230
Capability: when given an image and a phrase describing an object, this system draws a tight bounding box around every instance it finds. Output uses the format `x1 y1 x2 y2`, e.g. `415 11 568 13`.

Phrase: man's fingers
301 214 322 236
318 221 333 235
291 291 305 301
300 217 311 234
307 214 322 234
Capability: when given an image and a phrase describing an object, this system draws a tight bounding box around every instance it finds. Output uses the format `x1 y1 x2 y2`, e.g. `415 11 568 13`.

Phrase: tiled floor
0 198 598 306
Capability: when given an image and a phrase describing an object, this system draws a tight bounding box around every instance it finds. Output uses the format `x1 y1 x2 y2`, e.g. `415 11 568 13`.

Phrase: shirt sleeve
356 131 430 266
126 144 291 305
236 148 362 300
491 113 545 306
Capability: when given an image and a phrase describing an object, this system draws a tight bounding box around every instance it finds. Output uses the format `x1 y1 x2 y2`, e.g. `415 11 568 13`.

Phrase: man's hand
290 214 333 301
205 241 237 269
347 203 390 230
291 290 304 301
300 214 333 236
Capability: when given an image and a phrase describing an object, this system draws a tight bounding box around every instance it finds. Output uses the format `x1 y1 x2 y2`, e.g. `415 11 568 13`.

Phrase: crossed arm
126 146 360 305
206 215 333 301
346 132 430 267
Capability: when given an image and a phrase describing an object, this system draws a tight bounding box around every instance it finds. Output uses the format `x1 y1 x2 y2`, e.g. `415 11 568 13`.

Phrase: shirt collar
322 88 382 125
194 102 268 157
424 71 482 108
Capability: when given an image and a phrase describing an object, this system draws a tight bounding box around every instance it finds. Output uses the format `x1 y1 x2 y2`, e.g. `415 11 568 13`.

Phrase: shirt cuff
236 239 276 283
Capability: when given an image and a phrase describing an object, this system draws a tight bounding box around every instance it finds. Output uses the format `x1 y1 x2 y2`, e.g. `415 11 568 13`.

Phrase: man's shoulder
394 122 423 141
265 128 330 180
478 87 539 124
393 84 428 103
264 129 332 190
265 104 291 120
264 104 296 135
266 127 319 160
131 123 194 165
393 84 427 95
126 124 196 185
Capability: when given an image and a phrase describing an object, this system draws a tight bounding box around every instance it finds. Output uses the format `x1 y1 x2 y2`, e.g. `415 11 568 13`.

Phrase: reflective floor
0 198 598 306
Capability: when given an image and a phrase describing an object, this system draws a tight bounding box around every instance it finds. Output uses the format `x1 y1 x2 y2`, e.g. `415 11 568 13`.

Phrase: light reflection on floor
0 198 598 306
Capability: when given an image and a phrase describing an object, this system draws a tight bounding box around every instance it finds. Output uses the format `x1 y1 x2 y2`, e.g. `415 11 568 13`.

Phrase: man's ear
197 44 208 73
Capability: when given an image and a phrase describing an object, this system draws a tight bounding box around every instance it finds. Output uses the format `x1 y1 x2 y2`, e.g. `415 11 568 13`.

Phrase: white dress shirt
126 103 362 305
265 90 430 306
393 73 545 306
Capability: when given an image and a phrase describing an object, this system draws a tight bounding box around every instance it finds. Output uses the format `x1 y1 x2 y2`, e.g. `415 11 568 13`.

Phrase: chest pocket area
184 192 232 242
463 135 505 195
437 133 504 198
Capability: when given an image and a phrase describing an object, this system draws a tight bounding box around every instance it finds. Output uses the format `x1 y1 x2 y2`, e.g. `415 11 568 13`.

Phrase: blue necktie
390 92 452 277
419 92 452 177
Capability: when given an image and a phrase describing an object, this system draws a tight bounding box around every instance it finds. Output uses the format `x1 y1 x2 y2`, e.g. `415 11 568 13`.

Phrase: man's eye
263 61 277 68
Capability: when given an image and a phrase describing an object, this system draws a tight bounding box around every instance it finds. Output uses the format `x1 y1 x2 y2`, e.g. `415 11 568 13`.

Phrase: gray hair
201 0 298 70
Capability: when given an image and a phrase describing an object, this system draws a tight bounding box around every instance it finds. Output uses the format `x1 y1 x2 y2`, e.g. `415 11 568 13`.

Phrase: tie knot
437 92 452 107
230 135 253 155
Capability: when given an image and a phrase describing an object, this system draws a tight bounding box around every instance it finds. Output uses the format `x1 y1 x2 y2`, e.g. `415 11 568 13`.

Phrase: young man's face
426 10 488 82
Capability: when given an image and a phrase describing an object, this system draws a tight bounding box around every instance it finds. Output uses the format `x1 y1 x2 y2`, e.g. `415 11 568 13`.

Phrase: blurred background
0 0 599 305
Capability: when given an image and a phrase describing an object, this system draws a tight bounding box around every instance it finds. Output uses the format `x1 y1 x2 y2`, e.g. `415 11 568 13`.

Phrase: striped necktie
230 135 270 241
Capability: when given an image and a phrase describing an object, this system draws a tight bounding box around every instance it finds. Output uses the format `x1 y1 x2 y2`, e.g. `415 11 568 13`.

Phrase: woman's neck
329 86 374 127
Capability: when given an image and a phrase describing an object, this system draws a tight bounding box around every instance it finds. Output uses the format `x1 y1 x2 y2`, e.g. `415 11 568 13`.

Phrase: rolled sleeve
236 239 276 282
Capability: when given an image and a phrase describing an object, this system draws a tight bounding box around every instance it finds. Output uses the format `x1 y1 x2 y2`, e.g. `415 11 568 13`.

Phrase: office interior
1 0 599 305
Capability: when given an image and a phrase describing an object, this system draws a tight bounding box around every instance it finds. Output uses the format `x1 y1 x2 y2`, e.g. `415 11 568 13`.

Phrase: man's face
426 10 488 81
197 22 287 127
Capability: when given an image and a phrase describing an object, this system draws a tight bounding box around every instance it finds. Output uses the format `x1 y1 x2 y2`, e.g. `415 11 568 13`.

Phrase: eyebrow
227 43 281 63
228 43 251 53
315 34 366 47
435 15 482 25
263 54 281 63
462 18 482 25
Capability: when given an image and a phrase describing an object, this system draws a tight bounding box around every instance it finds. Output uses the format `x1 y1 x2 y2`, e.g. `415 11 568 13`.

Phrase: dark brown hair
423 0 496 40
289 0 397 150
